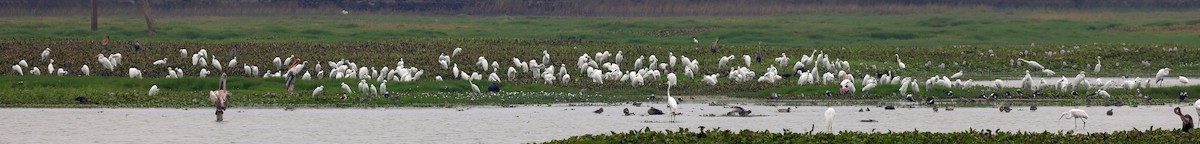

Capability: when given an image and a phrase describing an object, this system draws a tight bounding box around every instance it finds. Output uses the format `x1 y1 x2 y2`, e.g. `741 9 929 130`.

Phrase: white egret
950 71 963 79
340 82 352 95
469 81 481 93
153 58 167 65
1059 109 1089 129
128 67 142 79
666 85 678 122
1181 76 1190 84
895 54 906 69
18 59 28 68
1093 56 1102 73
148 84 159 96
273 57 282 70
452 47 463 58
341 9 349 15
1042 69 1056 76
1017 58 1045 70
825 108 836 132
312 85 325 97
1155 68 1171 85
40 48 50 62
11 65 22 75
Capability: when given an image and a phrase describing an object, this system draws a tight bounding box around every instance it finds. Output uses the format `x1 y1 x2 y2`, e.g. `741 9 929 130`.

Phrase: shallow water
2 104 1197 143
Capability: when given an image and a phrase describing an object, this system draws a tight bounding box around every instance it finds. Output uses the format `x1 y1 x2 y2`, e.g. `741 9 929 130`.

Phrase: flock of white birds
7 46 1193 99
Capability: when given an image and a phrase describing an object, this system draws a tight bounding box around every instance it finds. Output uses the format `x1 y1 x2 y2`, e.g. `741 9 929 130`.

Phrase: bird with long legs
1175 107 1194 132
1059 109 1089 130
209 73 230 121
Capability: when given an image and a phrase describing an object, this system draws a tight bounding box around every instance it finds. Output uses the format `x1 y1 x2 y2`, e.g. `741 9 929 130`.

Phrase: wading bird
1059 109 1089 129
210 73 229 121
1175 107 1194 132
825 108 836 132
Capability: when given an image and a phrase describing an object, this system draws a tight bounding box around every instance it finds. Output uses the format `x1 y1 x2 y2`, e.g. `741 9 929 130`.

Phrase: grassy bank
547 127 1200 143
2 76 1197 108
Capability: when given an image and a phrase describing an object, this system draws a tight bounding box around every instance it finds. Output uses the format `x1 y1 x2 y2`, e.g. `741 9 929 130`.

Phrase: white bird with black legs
1155 68 1171 86
895 54 906 69
825 108 836 132
1093 56 1102 73
1059 109 1089 129
148 84 159 96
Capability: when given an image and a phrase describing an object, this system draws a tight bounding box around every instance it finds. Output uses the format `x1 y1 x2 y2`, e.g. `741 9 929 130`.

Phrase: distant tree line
2 0 1199 16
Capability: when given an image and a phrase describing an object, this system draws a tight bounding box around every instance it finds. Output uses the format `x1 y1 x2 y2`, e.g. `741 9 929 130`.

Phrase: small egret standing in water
1059 109 1089 129
825 108 836 132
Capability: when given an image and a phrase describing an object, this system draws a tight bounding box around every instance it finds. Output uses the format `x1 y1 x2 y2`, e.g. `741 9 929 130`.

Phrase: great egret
1017 58 1045 70
895 54 906 69
825 108 836 132
1093 56 1102 73
1042 69 1056 76
1155 68 1172 85
128 67 142 79
950 71 963 79
312 85 326 96
666 85 678 122
1175 107 1194 132
148 84 159 96
1059 109 1089 129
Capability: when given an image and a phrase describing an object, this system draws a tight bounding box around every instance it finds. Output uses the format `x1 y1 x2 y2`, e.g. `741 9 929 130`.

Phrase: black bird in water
593 108 604 114
777 107 792 113
647 107 665 115
727 106 752 117
1030 105 1038 112
623 108 634 116
884 105 896 110
1175 107 1194 132
999 106 1012 113
1106 109 1114 116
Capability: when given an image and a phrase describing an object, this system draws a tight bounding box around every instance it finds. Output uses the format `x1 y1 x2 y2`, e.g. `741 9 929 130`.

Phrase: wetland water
1 104 1193 143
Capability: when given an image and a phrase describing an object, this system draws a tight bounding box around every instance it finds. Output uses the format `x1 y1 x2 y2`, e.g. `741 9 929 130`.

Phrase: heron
148 84 159 96
825 108 836 132
1059 109 1089 129
666 85 679 122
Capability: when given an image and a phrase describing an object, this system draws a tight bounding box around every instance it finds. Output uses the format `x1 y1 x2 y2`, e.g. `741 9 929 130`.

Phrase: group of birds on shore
7 38 1197 125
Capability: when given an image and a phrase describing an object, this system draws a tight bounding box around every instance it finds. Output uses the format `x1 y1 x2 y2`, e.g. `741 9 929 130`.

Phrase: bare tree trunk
139 0 156 36
90 0 98 31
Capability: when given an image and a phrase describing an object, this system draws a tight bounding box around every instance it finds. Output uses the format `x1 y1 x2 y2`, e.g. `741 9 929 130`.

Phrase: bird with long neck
1175 107 1194 132
1059 109 1089 129
210 73 230 121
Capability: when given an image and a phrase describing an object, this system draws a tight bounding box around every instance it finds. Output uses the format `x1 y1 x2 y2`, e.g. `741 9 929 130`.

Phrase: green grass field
4 11 1200 46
